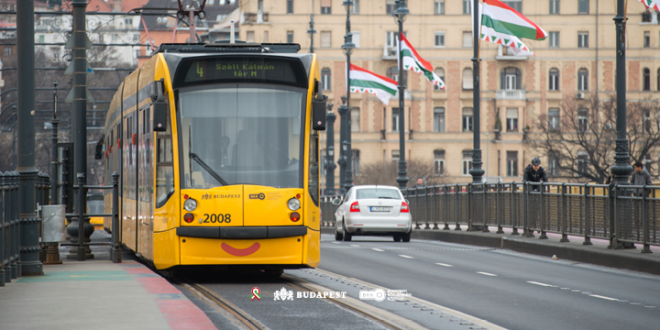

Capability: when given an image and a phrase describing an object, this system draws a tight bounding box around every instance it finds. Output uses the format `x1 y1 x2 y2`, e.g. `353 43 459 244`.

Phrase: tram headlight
184 198 197 212
287 198 301 211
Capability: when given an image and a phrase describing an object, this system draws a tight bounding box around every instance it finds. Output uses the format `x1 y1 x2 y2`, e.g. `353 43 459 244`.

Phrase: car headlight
184 198 197 212
287 198 301 211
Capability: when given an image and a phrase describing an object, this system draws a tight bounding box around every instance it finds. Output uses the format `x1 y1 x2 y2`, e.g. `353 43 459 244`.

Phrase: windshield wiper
189 152 229 186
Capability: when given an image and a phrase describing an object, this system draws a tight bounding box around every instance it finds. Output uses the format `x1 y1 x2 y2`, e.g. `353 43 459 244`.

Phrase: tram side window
156 100 174 208
308 130 319 205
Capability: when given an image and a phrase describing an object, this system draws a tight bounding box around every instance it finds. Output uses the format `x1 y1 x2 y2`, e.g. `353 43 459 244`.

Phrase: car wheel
402 232 411 242
342 220 352 242
393 234 402 242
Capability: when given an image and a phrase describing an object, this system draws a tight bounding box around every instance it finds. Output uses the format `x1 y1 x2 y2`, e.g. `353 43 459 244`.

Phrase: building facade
239 0 660 190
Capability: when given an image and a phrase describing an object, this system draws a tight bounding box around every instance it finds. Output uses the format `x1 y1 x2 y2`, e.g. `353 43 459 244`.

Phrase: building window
463 31 473 48
124 18 133 26
548 108 560 131
351 0 360 14
320 31 331 48
392 150 400 163
463 0 471 14
506 108 518 132
321 68 331 90
548 157 560 176
578 68 589 91
392 108 400 131
351 31 361 48
4 47 10 56
578 0 589 14
287 31 294 43
578 32 589 48
352 150 360 175
462 108 473 132
435 0 445 14
644 68 651 91
434 150 445 176
644 154 653 175
38 35 45 43
507 151 518 177
577 108 589 132
549 0 560 14
263 31 269 43
321 0 331 14
644 110 652 133
549 68 560 91
549 31 559 48
644 31 651 48
386 0 395 14
433 107 445 132
434 68 445 91
287 0 294 14
577 152 589 176
156 16 167 24
434 31 445 47
387 66 406 88
462 150 472 176
503 0 522 12
351 108 360 132
246 31 255 43
463 68 473 90
501 67 522 90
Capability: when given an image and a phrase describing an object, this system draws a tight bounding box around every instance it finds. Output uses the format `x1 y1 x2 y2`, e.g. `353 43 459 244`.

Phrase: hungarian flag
396 34 446 90
480 0 547 55
639 0 660 11
347 63 398 106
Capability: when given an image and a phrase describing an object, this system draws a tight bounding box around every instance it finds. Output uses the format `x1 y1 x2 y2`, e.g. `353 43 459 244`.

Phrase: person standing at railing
630 162 653 197
523 157 548 192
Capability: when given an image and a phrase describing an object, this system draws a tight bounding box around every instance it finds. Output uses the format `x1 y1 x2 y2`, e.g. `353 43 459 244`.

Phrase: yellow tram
101 43 327 272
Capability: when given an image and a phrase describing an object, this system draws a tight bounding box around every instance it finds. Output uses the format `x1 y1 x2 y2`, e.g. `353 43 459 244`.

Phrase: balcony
382 45 397 60
496 90 526 100
244 11 269 24
495 45 528 61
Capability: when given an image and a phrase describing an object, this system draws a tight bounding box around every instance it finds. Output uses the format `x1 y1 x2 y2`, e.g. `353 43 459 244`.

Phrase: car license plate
370 206 391 212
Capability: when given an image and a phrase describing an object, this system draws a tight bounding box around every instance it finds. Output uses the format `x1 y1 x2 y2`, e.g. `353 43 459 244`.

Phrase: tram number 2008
202 214 232 223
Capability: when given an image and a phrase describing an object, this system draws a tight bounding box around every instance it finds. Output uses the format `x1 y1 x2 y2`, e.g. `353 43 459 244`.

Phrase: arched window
386 66 406 88
501 67 521 90
549 68 559 91
578 68 589 91
434 68 445 91
643 68 651 91
321 68 331 91
463 68 473 90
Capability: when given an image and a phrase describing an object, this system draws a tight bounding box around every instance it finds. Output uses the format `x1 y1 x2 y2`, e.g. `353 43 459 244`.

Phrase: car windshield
178 84 305 188
356 188 401 200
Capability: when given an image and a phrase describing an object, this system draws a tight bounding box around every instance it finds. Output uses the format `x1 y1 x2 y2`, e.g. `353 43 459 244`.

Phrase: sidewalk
0 231 216 330
321 225 660 275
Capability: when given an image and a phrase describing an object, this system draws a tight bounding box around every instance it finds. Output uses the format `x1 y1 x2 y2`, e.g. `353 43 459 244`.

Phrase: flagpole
470 0 485 187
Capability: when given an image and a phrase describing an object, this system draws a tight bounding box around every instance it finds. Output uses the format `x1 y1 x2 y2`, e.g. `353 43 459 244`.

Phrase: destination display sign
176 56 308 88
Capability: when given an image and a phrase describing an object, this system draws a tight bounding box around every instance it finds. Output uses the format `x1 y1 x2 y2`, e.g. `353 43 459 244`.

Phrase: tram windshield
178 84 305 189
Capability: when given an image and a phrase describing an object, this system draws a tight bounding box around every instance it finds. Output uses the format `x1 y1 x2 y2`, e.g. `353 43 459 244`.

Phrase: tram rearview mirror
313 94 327 131
153 102 167 132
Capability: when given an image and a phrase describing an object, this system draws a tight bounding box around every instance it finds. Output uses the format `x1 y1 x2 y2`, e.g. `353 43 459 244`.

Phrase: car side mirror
153 101 167 132
405 199 410 204
331 198 341 205
312 79 327 131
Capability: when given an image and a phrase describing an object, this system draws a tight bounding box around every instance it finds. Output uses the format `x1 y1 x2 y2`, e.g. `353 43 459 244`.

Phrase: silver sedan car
333 185 412 242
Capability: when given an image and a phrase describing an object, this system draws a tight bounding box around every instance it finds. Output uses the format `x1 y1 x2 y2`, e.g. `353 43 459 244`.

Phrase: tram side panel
122 69 141 252
103 84 124 232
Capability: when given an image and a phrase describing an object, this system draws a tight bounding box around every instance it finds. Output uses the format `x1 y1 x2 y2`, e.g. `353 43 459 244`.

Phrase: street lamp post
325 103 337 196
308 2 316 53
393 0 409 189
469 0 485 185
341 0 355 192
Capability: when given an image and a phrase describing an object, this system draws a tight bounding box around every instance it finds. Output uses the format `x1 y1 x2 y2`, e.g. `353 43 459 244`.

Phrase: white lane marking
527 281 556 287
399 255 414 259
350 245 360 248
477 272 497 277
589 294 619 301
372 248 384 252
435 263 453 267
332 242 341 244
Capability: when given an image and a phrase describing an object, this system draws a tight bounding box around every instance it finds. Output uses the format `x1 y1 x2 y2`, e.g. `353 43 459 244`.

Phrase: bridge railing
320 182 659 252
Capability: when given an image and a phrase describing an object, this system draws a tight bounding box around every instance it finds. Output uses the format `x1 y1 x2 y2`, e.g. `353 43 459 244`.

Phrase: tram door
138 107 154 260
122 112 139 251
